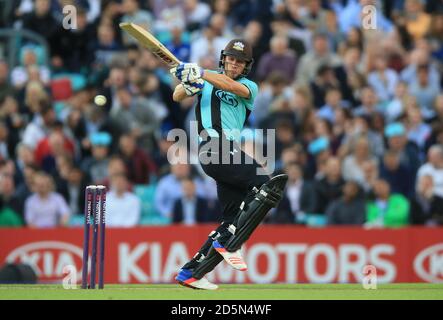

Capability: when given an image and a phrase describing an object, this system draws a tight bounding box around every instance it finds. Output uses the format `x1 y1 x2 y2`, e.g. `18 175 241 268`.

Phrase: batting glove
171 62 204 82
182 78 204 96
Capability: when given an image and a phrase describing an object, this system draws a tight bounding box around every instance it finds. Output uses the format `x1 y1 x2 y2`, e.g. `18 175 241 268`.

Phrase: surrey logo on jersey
215 90 239 107
232 42 244 51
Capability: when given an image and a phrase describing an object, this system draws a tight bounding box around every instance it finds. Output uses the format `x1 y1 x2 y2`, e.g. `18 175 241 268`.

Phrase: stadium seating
134 184 170 225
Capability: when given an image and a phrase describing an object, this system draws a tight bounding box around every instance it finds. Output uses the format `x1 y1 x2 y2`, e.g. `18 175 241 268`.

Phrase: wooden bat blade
119 22 180 67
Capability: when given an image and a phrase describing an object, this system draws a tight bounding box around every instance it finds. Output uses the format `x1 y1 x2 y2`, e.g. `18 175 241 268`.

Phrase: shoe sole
213 242 247 271
177 279 203 290
215 249 248 271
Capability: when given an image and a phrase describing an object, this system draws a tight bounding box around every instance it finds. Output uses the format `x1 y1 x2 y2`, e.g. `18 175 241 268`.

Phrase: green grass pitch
0 284 442 300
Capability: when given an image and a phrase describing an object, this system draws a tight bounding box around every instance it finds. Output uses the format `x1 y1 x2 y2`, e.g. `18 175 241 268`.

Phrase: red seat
50 78 73 101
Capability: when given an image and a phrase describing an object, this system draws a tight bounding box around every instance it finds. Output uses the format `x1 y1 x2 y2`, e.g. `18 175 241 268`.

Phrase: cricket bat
119 22 181 67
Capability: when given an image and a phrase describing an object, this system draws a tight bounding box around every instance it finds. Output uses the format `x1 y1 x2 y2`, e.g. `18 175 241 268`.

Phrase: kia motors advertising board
0 226 442 284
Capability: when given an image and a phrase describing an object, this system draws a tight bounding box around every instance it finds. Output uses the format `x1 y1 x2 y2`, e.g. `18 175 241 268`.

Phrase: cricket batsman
170 39 288 290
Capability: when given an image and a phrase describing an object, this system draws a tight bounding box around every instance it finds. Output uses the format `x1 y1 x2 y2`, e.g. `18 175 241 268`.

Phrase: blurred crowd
0 0 443 228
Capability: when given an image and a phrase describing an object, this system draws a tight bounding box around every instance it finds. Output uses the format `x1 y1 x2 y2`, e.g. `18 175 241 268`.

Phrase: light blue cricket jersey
195 71 258 141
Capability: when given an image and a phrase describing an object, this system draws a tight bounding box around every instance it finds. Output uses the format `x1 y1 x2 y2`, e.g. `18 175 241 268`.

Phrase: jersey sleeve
237 77 258 110
196 69 218 96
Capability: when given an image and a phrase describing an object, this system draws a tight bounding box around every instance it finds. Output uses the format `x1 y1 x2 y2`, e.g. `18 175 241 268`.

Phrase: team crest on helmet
232 42 244 51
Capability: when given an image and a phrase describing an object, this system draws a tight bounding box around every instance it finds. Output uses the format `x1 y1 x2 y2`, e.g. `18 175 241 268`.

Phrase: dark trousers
182 137 268 270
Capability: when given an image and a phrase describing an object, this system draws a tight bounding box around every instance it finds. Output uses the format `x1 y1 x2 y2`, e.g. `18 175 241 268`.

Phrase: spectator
106 173 141 227
21 80 49 117
64 165 90 217
212 0 238 31
0 122 9 160
50 154 71 202
109 88 137 135
403 0 432 41
84 104 118 147
0 173 23 226
190 26 229 66
274 120 296 162
408 64 440 120
341 114 385 159
269 162 316 224
379 150 413 197
317 87 346 123
154 163 206 219
118 134 157 185
24 171 70 227
153 0 186 34
432 95 443 130
365 178 410 228
326 180 366 225
184 0 211 31
342 136 378 188
404 105 432 155
385 122 421 175
14 143 36 186
120 0 154 46
208 13 235 39
271 14 308 60
251 72 289 128
11 46 51 89
51 6 94 72
22 101 56 150
337 27 364 55
81 132 112 185
306 136 331 180
367 55 399 103
338 0 393 33
377 31 408 73
2 0 442 232
112 73 168 152
15 164 38 209
243 20 268 80
400 48 440 90
0 60 14 101
172 177 215 224
91 23 123 68
165 22 191 62
416 145 443 199
1 96 26 155
334 46 365 106
313 157 345 215
385 81 409 122
296 32 342 86
332 108 353 147
34 123 76 173
299 0 330 33
353 86 384 117
256 35 297 82
278 145 306 174
310 65 340 108
100 155 130 191
100 66 129 113
410 174 443 225
21 0 60 56
314 118 337 153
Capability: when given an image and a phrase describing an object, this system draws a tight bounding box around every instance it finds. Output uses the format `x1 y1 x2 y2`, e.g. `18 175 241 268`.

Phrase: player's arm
172 83 188 102
171 63 250 99
202 72 250 99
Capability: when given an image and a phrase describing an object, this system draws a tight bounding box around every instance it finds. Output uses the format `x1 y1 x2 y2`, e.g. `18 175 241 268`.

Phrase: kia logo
413 243 443 283
6 241 84 280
